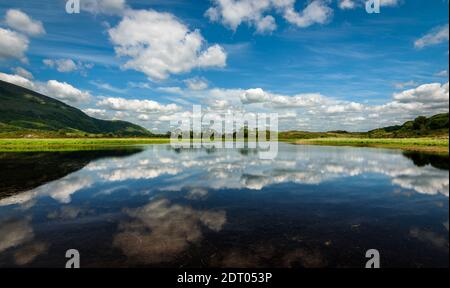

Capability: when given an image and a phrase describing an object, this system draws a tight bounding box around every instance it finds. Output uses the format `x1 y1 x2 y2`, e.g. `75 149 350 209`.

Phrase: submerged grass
0 138 170 152
0 137 448 154
291 137 449 154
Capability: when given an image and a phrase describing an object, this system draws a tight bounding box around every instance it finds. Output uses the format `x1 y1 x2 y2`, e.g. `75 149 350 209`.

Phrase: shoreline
0 137 448 154
0 138 170 152
289 138 449 155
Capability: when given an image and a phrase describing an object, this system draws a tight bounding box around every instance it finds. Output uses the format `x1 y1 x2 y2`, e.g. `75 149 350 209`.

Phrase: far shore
289 137 449 154
0 137 448 154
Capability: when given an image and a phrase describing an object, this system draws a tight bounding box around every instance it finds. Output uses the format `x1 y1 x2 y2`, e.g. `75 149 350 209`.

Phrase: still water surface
0 143 448 267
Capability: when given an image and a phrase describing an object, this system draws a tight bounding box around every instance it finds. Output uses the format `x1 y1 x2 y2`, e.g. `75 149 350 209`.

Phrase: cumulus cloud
108 9 227 80
241 88 271 104
241 87 328 108
393 82 449 107
338 0 356 9
0 72 91 103
12 67 33 79
414 24 449 49
0 218 34 253
393 80 418 90
123 78 448 132
235 81 449 131
43 58 92 73
157 86 184 94
43 59 77 72
205 0 334 33
435 70 448 77
137 114 150 121
4 9 45 36
113 199 226 264
97 97 181 113
0 28 29 61
282 0 333 28
0 72 35 90
44 80 92 103
0 175 92 207
83 108 108 118
184 77 209 90
81 0 127 15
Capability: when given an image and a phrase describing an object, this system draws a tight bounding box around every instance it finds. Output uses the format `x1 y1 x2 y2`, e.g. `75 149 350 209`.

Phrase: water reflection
0 144 448 267
114 199 226 264
0 149 143 199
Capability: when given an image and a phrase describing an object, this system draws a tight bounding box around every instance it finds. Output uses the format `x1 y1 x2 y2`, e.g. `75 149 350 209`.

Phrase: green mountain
0 80 153 137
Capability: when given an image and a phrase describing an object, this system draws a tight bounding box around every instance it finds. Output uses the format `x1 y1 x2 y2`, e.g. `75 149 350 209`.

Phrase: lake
0 143 448 268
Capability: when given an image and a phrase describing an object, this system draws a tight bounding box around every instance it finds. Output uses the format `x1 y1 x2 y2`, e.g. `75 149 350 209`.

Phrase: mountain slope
0 80 153 137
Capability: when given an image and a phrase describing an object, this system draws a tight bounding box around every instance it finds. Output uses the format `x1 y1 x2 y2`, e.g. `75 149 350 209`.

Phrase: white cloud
127 82 151 89
81 0 127 15
393 80 418 90
108 9 227 80
414 24 449 49
0 218 34 254
241 88 271 104
205 0 333 33
138 114 150 121
207 99 231 109
0 72 35 90
113 199 226 264
241 88 329 108
393 82 449 106
325 102 364 114
380 0 401 7
0 72 92 104
0 28 29 61
282 0 333 28
90 81 127 94
255 15 277 33
435 70 448 77
43 59 78 73
157 86 184 94
184 77 209 90
97 97 181 113
83 108 108 118
44 80 92 103
338 0 356 9
12 67 33 79
4 9 45 36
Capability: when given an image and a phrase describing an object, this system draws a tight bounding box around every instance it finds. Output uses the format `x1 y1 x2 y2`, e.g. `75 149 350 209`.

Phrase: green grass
0 138 170 152
1 136 448 154
291 137 449 154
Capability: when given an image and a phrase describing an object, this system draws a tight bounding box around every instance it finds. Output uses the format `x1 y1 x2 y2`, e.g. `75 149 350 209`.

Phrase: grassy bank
0 138 170 152
290 137 449 154
1 137 448 154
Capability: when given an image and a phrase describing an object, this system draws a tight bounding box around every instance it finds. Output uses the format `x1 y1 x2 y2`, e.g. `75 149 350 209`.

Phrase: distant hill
368 113 449 138
0 80 153 137
279 113 449 139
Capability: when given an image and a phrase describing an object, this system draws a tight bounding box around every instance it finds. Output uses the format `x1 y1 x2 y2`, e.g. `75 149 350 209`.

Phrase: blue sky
0 0 448 132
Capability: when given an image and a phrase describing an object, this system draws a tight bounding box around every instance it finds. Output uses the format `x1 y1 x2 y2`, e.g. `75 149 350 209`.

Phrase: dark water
0 143 448 268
